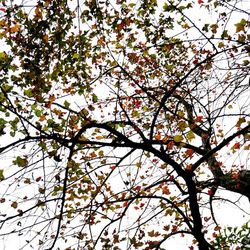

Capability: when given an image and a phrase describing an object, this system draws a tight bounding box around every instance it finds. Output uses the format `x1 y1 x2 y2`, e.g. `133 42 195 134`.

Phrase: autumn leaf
0 169 4 181
167 141 174 150
185 149 194 158
35 7 43 19
155 133 161 140
11 201 18 209
236 117 246 128
43 34 49 43
208 189 215 196
173 135 183 142
178 121 187 131
95 135 103 140
39 115 46 122
35 176 42 182
235 19 247 33
148 230 160 237
0 51 8 59
10 24 21 33
110 166 116 171
231 142 240 150
162 186 170 195
214 225 221 231
198 0 203 4
187 131 195 141
195 116 203 122
13 156 28 167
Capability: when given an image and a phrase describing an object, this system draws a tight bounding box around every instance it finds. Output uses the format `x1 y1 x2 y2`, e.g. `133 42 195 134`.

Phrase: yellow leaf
0 51 7 59
177 111 185 118
178 121 187 131
187 131 195 141
173 135 183 142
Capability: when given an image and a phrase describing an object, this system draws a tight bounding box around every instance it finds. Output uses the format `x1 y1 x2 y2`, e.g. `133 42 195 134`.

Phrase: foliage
214 223 250 249
0 0 249 249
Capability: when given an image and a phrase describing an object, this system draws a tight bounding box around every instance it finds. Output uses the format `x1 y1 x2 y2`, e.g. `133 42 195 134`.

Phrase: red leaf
233 142 240 149
235 183 241 189
167 141 174 150
110 166 116 171
195 116 203 122
123 201 128 207
35 176 42 182
208 189 214 196
185 149 194 158
198 0 203 4
135 89 142 94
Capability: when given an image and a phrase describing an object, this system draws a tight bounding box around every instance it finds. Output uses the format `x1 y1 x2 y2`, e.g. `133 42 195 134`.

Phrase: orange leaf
43 34 49 43
35 7 43 19
39 115 46 122
10 24 20 33
155 133 161 140
95 135 103 140
89 152 97 158
167 141 174 150
162 186 170 195
185 149 194 158
214 225 221 231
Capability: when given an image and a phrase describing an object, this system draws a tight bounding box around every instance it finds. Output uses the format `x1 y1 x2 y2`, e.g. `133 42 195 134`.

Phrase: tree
0 0 249 249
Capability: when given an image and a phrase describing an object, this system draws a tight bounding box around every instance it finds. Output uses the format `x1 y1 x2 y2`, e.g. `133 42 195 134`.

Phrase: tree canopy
0 0 249 249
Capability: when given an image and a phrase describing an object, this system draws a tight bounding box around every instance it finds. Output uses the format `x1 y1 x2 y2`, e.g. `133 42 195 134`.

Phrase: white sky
0 0 250 249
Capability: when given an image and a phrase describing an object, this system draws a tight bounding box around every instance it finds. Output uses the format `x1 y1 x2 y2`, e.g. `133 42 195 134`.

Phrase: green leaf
24 89 33 98
235 19 247 33
64 100 70 108
73 53 80 59
13 156 28 168
92 93 98 103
